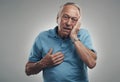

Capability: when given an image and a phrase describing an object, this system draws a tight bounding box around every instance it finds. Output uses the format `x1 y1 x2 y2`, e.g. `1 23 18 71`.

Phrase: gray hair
57 2 81 17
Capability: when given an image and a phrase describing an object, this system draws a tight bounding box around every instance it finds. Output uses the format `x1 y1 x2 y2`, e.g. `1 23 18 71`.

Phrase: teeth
64 27 71 30
67 27 70 28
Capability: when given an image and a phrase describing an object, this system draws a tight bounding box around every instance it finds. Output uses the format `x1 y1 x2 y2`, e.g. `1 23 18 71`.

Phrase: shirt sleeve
28 35 43 62
78 29 96 53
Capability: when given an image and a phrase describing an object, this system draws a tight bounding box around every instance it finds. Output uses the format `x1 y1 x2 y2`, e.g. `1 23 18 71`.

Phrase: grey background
0 0 120 82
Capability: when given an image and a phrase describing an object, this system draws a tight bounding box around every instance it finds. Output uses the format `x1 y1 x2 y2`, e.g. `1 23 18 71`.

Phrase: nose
66 18 72 26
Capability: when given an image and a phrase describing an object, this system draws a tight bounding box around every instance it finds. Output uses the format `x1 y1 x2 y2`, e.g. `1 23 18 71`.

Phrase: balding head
57 2 81 17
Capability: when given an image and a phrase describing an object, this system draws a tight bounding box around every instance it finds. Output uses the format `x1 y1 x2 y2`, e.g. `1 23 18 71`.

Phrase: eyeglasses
62 14 79 23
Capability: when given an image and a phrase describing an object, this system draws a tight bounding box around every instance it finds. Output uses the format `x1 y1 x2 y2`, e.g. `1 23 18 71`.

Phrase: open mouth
62 27 72 34
63 27 72 30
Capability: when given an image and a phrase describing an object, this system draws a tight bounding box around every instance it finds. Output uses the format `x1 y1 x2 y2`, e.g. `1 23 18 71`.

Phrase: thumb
48 48 53 55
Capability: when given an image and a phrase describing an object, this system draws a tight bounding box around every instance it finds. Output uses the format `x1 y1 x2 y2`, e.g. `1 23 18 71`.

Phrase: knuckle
53 61 56 64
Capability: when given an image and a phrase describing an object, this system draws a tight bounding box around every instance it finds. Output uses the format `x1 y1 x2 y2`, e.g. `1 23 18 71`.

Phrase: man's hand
25 48 64 75
40 48 64 68
70 20 81 39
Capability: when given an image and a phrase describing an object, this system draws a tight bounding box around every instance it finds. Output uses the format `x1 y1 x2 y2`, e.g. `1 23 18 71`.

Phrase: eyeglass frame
61 14 79 23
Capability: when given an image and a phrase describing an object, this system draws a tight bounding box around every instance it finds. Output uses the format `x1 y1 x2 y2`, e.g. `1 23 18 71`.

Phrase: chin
63 33 70 38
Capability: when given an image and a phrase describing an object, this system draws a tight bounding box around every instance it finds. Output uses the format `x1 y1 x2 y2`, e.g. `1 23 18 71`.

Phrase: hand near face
70 20 81 39
41 48 64 68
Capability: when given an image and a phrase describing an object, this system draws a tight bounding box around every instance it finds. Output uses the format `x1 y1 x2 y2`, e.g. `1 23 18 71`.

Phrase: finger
53 54 64 61
76 22 81 31
53 60 64 65
53 52 64 57
76 21 80 28
78 23 81 30
53 56 64 62
48 48 53 55
53 51 62 55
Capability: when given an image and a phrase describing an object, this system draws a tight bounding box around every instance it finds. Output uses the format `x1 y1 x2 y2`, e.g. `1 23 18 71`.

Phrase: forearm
25 51 64 76
73 40 97 68
25 59 47 76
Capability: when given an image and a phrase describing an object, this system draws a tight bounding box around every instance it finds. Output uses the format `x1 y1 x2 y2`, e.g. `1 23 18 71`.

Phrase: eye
62 14 78 23
71 18 78 22
62 15 69 19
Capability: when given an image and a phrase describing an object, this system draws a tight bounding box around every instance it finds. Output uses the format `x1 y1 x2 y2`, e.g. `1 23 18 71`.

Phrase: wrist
36 59 47 69
71 37 79 43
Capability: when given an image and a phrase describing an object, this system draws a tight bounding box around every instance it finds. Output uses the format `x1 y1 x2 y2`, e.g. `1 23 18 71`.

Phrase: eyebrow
63 14 78 18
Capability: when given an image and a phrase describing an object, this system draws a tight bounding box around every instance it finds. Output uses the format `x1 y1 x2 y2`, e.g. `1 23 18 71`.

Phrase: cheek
60 19 67 26
57 19 64 27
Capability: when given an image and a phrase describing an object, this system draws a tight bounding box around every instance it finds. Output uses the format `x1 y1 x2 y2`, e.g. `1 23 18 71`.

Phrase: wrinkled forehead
57 5 80 18
61 5 80 17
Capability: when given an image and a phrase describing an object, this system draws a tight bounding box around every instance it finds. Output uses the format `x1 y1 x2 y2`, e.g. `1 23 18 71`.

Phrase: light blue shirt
29 26 96 82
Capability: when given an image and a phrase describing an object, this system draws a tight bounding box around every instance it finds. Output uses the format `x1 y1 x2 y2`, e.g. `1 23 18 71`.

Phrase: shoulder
35 28 55 42
78 28 89 36
38 30 49 37
33 30 49 43
37 29 52 38
77 28 92 42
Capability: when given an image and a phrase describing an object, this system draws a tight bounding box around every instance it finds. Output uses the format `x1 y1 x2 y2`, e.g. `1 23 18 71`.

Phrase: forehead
61 5 80 17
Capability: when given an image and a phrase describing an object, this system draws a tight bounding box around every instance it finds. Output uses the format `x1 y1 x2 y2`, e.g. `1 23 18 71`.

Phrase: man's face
57 5 80 37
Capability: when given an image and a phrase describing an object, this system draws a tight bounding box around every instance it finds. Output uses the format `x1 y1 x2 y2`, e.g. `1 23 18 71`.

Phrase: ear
56 16 59 24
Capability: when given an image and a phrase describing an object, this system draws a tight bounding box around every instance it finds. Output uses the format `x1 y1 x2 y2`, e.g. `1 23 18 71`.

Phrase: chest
40 38 83 64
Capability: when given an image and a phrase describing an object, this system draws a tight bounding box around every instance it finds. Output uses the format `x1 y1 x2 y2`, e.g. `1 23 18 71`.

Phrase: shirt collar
48 26 59 38
48 26 81 39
